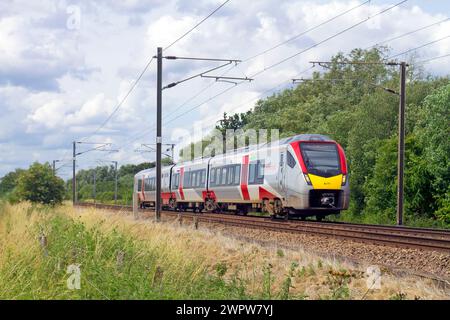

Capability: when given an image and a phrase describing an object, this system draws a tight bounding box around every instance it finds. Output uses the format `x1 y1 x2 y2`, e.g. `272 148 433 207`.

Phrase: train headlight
303 173 312 185
341 174 347 186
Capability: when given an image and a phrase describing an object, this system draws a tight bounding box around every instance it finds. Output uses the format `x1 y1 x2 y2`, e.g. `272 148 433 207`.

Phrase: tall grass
0 202 447 300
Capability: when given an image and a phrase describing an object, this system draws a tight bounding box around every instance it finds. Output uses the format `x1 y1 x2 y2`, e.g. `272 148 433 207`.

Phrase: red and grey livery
133 134 350 220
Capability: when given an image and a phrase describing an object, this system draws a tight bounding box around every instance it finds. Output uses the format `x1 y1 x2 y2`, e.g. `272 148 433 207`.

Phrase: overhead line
79 1 231 148
164 0 407 126
116 0 407 148
388 35 450 59
250 0 408 78
164 0 231 51
79 56 155 142
366 17 449 49
118 0 372 145
157 1 370 126
415 53 450 64
244 1 370 62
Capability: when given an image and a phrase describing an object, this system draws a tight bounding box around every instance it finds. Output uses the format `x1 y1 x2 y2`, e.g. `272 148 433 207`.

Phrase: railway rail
75 202 450 253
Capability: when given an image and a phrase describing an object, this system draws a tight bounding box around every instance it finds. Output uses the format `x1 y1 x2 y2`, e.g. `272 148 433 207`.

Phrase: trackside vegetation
0 48 448 228
0 202 446 299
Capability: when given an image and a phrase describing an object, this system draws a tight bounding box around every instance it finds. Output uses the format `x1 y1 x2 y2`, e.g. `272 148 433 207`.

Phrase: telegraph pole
397 62 406 226
156 47 163 222
72 141 76 205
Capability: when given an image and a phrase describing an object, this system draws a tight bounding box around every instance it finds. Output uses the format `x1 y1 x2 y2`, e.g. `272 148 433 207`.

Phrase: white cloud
0 0 449 177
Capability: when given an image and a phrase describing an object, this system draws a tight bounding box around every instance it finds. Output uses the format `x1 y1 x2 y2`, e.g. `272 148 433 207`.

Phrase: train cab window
249 160 264 185
287 151 296 168
137 179 142 191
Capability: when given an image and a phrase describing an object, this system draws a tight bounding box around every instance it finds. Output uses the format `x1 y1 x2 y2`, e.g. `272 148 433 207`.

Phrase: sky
0 0 449 179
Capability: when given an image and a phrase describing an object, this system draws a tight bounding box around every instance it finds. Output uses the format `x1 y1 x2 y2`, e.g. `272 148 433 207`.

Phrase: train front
287 137 349 219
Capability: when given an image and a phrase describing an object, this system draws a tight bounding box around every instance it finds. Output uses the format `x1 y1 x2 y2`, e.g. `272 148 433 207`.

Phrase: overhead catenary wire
114 0 374 148
250 0 408 78
415 53 450 64
79 1 230 143
117 0 400 148
163 0 407 127
388 35 450 59
163 0 231 51
366 17 450 49
78 56 155 143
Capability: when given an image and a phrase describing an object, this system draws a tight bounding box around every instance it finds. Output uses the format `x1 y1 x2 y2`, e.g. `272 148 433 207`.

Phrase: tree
16 162 65 205
0 168 25 196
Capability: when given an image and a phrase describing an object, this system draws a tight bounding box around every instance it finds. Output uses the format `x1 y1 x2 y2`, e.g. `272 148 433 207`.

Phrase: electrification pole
156 47 163 222
114 161 118 205
93 169 96 204
71 141 117 207
72 141 76 205
152 49 250 222
397 62 406 226
309 60 408 226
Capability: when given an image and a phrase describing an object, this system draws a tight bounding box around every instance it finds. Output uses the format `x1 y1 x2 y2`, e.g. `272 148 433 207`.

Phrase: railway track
75 202 450 253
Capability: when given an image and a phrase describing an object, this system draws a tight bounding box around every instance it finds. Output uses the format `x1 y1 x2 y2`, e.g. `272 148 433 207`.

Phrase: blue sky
0 0 449 179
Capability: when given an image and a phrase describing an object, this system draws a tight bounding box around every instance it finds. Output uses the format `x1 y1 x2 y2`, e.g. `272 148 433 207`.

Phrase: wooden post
193 216 198 230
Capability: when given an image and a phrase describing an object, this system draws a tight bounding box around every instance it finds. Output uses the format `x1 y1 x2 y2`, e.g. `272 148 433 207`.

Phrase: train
133 134 349 220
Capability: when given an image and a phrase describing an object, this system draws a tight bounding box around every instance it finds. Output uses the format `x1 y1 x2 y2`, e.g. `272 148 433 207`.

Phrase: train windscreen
300 143 341 177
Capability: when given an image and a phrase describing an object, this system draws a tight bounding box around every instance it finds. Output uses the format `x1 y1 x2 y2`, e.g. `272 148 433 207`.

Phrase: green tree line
182 48 449 227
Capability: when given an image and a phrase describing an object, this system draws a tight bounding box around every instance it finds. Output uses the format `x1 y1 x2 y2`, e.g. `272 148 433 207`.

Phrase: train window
172 173 179 188
150 178 155 191
184 171 190 188
137 179 142 191
221 167 227 185
256 161 265 183
234 164 241 184
287 151 296 168
227 166 234 185
200 169 206 186
210 168 216 186
191 172 196 188
249 160 264 185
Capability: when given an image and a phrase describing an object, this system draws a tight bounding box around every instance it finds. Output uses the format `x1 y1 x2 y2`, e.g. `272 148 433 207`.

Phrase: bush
15 162 65 205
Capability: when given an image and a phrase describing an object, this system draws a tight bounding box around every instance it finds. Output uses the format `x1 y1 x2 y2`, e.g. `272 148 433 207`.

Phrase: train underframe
139 197 341 221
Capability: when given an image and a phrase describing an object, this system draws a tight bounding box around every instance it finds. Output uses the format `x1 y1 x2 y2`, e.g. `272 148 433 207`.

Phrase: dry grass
0 201 448 300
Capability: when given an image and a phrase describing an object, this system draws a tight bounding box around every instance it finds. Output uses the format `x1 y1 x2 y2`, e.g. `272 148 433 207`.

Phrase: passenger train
133 134 349 220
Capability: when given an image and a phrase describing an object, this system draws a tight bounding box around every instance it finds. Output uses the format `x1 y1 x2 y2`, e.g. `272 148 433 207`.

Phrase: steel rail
75 203 450 253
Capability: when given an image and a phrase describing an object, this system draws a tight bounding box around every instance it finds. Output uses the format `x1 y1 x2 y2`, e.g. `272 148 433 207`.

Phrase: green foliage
0 169 25 196
323 269 353 300
188 47 449 227
15 162 65 205
65 159 173 205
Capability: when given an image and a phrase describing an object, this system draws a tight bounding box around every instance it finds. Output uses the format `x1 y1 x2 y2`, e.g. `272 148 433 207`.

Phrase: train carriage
133 134 349 220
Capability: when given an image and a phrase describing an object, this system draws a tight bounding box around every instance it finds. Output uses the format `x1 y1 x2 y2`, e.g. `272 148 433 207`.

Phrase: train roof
134 134 333 177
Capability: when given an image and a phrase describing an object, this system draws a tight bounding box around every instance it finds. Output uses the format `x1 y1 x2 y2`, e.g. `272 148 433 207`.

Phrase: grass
0 201 448 300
